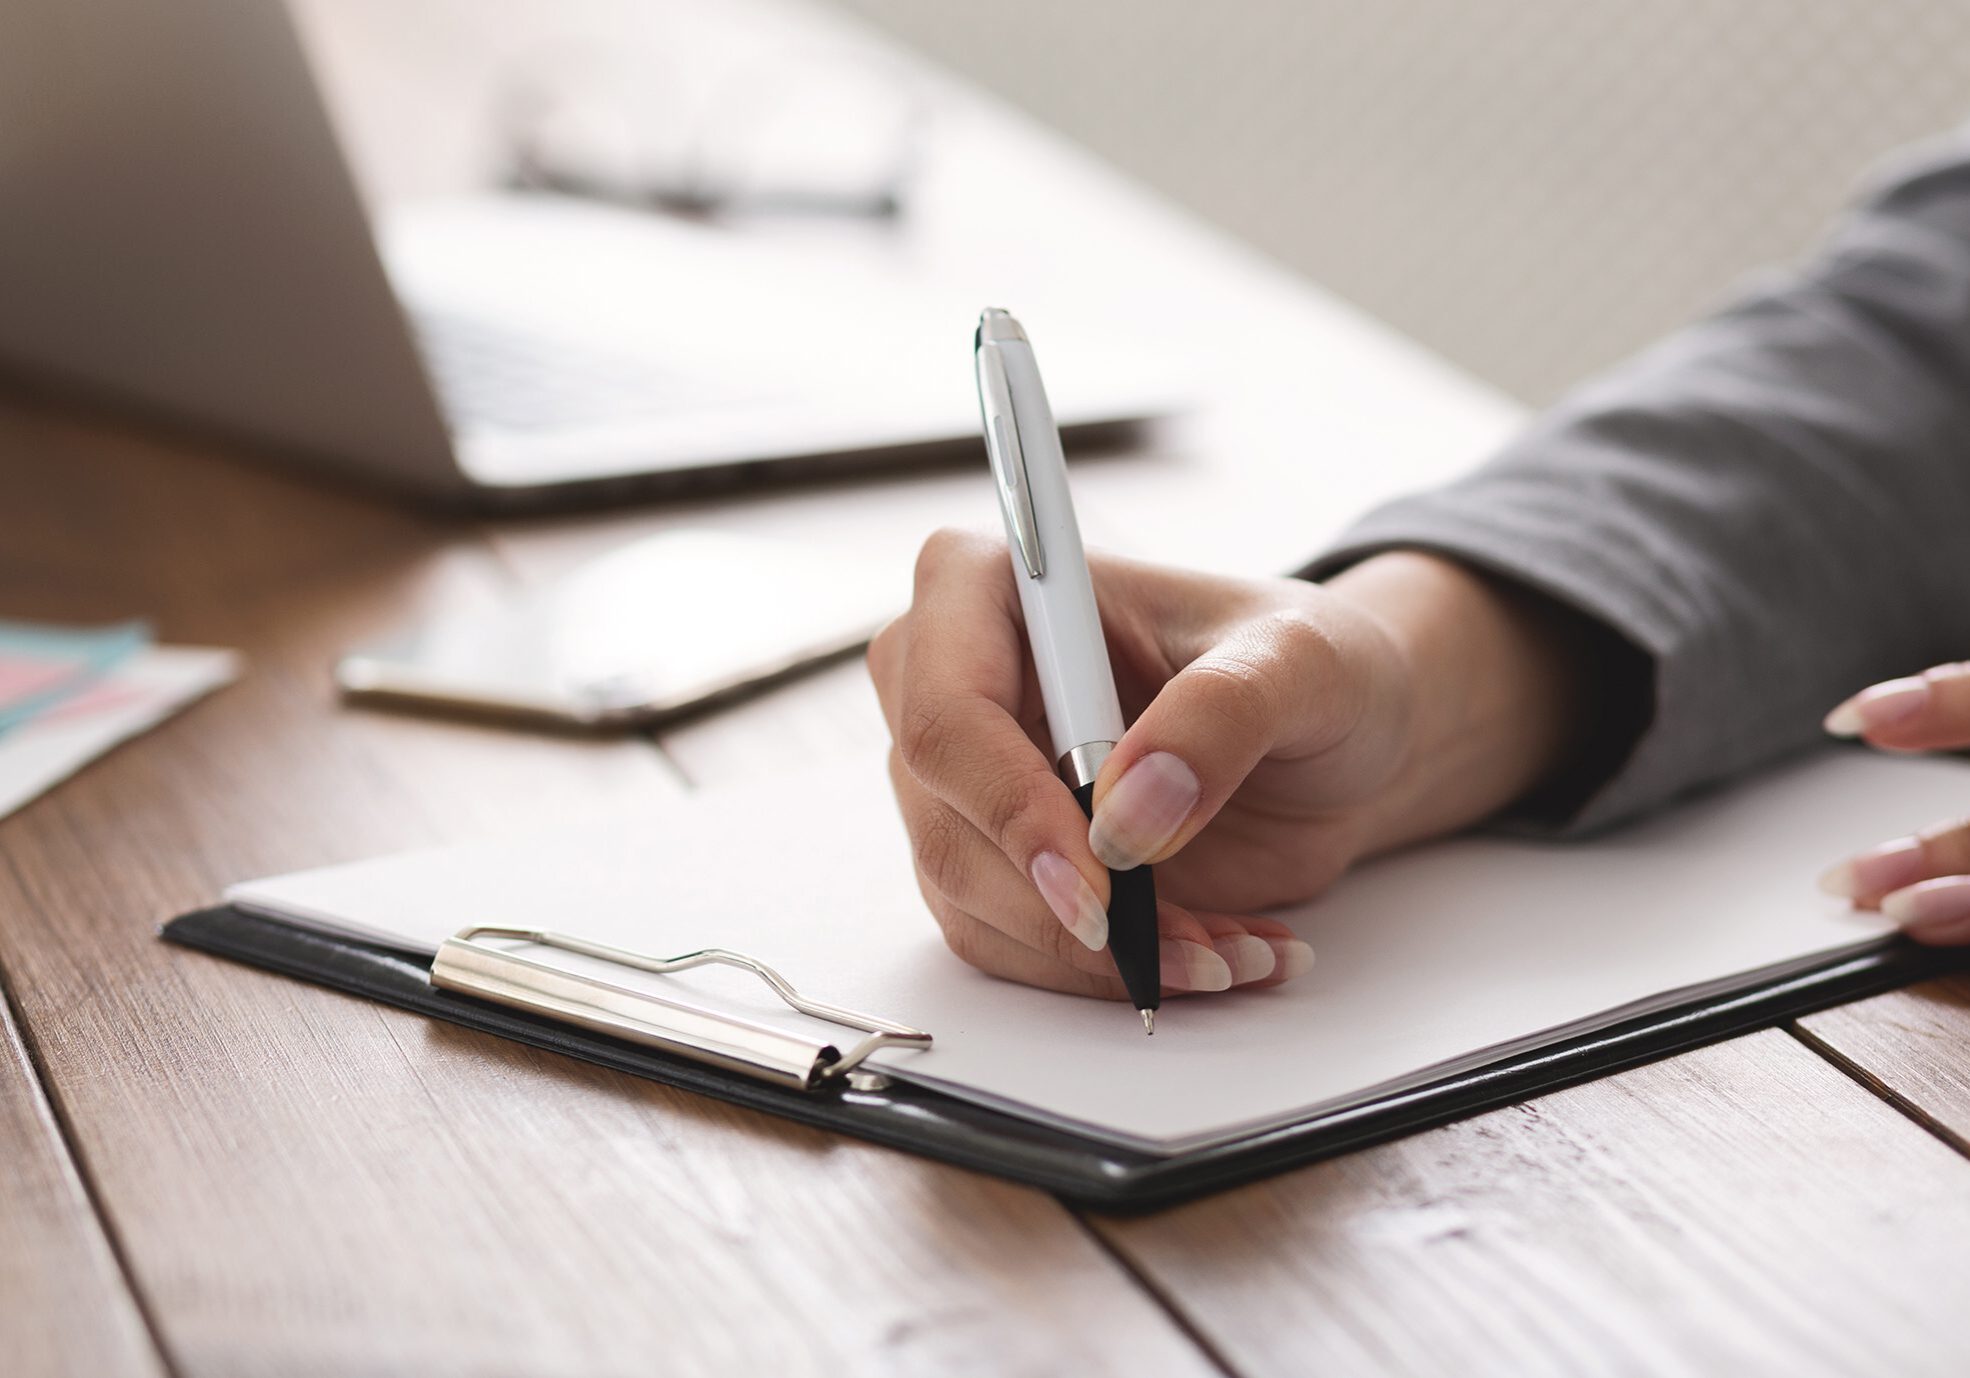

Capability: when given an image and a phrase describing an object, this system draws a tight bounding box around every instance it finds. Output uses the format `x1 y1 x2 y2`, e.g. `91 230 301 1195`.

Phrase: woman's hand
867 531 1597 1000
1819 662 1970 942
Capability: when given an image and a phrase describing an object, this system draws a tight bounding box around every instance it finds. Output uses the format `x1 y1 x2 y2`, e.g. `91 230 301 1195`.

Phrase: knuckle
975 770 1056 858
913 527 1000 589
896 692 958 777
865 616 904 688
866 614 902 667
1184 654 1282 740
912 806 973 897
916 525 967 569
1260 608 1343 673
1032 907 1094 967
1205 608 1356 745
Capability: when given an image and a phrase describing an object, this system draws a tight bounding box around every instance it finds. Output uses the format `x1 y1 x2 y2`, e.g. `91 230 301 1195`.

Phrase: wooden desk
7 3 1970 1374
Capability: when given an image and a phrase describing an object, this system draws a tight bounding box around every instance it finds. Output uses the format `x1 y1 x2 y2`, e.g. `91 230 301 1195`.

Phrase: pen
974 307 1162 1034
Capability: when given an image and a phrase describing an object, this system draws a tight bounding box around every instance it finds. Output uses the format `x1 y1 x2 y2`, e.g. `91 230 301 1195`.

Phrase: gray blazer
1309 131 1970 832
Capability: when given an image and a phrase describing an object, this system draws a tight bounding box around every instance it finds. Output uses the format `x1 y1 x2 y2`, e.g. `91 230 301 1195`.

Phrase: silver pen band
1057 741 1114 790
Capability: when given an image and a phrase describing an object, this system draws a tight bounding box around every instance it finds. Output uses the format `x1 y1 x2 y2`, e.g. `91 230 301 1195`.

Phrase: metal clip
430 926 932 1091
975 315 1045 580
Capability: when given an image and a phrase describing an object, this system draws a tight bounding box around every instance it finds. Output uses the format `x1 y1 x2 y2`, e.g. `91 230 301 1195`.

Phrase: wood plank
1092 1031 1970 1377
670 633 1970 1373
0 974 163 1378
24 6 1962 1375
1796 975 1970 1150
0 409 1216 1378
305 6 1970 1375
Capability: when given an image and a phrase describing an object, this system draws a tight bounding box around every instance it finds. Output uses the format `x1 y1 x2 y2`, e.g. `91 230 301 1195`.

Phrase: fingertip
1881 875 1970 943
1159 938 1232 992
1030 850 1109 951
1189 912 1313 987
1821 700 1864 739
1211 932 1277 984
1818 835 1922 905
1088 750 1202 869
1258 936 1317 984
1816 858 1857 899
1154 900 1217 949
1824 673 1947 748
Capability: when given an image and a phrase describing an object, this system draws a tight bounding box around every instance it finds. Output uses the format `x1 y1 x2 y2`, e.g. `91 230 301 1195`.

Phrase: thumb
1086 613 1375 870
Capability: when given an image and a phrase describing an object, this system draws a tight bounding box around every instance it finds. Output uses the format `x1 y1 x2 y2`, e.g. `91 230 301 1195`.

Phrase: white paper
227 747 1969 1154
0 646 239 821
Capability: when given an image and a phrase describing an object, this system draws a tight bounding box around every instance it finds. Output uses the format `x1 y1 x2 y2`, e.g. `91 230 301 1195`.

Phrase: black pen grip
1072 782 1161 1012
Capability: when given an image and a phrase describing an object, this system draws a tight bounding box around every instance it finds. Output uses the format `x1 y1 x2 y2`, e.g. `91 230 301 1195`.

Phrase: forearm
1312 129 1970 831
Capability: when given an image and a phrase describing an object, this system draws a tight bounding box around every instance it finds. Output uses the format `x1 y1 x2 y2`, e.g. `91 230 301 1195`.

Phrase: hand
867 531 1595 1000
1818 662 1970 942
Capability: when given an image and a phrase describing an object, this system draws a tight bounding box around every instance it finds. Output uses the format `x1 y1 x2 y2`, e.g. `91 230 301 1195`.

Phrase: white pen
974 308 1161 1032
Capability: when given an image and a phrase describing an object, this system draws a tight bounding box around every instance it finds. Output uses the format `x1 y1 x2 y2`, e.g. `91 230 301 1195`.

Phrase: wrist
1326 550 1593 850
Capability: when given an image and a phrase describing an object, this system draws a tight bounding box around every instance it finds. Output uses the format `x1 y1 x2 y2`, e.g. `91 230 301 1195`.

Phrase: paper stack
0 619 238 821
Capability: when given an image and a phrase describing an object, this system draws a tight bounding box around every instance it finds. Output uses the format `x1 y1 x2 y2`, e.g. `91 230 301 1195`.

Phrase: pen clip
975 337 1045 580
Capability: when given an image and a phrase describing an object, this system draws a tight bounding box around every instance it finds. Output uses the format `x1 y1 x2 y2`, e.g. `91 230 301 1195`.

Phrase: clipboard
161 903 1962 1211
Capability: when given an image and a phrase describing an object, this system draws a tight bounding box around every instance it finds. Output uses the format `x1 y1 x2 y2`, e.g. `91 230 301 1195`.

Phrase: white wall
835 0 1970 403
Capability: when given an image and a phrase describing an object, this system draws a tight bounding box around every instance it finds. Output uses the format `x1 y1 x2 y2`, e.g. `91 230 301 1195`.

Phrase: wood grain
0 972 162 1378
666 572 1970 1376
1796 975 1970 1151
1094 1031 1970 1378
0 410 1215 1378
7 2 1970 1375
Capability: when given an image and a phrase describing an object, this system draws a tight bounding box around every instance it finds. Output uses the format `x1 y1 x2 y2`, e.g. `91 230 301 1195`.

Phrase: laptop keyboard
410 307 719 434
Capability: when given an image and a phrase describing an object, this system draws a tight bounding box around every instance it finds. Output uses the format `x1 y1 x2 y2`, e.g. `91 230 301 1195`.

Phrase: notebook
183 745 1967 1176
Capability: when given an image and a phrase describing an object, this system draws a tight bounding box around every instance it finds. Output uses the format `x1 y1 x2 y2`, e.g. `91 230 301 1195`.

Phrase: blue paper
0 619 153 735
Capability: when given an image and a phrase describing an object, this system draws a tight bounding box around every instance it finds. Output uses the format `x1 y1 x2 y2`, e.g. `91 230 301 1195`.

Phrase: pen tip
1141 1008 1156 1036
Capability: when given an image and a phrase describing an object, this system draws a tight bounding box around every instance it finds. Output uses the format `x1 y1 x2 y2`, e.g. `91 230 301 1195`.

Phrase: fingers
1194 912 1316 988
888 749 1317 995
871 529 1115 949
888 749 1129 972
871 530 1328 996
1819 662 1970 944
1824 662 1970 752
923 890 1300 1001
1819 664 1970 944
1880 878 1970 943
1087 607 1398 870
1820 814 1970 944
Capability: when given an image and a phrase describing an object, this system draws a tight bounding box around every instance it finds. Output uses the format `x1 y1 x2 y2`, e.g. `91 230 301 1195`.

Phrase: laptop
0 0 1161 509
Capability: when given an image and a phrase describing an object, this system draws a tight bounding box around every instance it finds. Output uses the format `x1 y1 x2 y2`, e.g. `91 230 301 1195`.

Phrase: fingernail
1212 934 1277 984
1882 876 1970 940
1817 836 1923 900
1824 677 1929 737
1161 938 1232 992
1090 752 1200 869
1031 851 1107 951
1262 937 1317 981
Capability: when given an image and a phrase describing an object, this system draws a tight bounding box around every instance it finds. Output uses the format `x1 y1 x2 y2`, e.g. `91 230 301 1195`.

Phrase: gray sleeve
1304 130 1970 833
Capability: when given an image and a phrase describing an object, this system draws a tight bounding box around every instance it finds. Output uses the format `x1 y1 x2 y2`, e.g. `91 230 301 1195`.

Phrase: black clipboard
162 905 1961 1212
